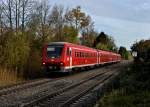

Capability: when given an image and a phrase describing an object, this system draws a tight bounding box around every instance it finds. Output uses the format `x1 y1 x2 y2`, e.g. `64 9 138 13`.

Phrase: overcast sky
48 0 150 49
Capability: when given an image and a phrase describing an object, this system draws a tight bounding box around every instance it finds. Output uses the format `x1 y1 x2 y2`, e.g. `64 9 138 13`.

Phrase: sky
48 0 150 49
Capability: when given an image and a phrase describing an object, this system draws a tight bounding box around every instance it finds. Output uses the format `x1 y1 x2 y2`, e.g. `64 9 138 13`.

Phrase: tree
93 32 117 52
1 0 13 29
3 33 30 70
131 39 150 61
48 5 65 41
119 46 129 59
1 0 34 31
0 3 4 35
65 6 90 31
21 0 34 32
63 25 78 43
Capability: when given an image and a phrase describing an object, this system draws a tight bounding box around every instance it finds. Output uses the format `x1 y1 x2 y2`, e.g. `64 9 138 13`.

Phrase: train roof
48 42 69 45
48 42 97 50
47 42 120 55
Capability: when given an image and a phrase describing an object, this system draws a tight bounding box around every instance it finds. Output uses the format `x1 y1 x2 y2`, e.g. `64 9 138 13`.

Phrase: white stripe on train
64 60 120 69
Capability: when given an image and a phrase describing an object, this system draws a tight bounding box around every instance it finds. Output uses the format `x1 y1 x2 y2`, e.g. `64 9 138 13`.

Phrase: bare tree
48 5 65 41
21 0 34 32
0 4 4 35
1 0 13 29
36 0 50 42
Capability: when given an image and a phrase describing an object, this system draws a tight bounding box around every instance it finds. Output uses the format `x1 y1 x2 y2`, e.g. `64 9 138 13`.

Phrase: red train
42 42 121 72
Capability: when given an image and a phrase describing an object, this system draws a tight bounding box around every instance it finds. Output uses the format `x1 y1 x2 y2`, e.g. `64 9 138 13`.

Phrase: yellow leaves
65 6 90 30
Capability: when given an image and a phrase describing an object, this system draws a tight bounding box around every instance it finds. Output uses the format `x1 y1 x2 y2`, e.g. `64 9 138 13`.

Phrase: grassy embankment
95 61 150 107
0 67 26 87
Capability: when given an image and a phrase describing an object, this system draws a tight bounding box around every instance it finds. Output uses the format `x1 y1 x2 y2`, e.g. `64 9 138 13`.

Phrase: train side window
79 52 81 57
82 52 84 57
80 52 82 58
75 52 77 57
76 52 78 57
78 52 80 58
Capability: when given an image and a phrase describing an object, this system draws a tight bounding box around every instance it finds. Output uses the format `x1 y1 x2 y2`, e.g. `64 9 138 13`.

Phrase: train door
97 52 99 64
98 52 101 64
69 47 72 68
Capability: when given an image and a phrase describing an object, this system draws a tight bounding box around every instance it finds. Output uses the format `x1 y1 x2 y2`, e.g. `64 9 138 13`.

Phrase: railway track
0 61 128 107
22 68 117 107
21 70 108 106
0 78 54 96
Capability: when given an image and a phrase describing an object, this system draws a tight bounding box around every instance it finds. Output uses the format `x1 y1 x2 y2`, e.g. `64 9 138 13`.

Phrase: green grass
98 89 150 107
95 61 150 107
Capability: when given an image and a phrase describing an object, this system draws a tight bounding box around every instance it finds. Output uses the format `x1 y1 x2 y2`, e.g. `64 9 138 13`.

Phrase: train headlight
42 62 46 65
60 62 64 66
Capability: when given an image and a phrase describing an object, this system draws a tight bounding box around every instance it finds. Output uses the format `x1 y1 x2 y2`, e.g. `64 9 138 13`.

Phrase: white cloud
92 15 150 49
48 0 150 49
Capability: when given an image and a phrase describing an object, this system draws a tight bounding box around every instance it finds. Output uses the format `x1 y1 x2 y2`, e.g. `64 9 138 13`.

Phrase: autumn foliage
0 0 99 79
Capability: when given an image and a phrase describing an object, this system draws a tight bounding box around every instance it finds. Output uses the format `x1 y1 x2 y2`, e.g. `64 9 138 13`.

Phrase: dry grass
0 67 25 87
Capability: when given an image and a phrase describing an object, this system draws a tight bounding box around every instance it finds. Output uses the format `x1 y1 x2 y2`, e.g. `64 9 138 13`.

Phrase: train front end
42 43 66 72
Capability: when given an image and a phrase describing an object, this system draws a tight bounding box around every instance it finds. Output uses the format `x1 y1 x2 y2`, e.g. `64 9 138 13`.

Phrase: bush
25 49 44 78
97 62 150 107
3 32 30 70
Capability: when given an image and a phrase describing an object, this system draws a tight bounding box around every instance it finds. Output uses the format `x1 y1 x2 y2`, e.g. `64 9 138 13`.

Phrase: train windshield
47 45 64 58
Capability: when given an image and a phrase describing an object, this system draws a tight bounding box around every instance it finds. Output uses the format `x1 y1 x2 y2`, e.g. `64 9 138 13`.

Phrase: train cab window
47 45 64 58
